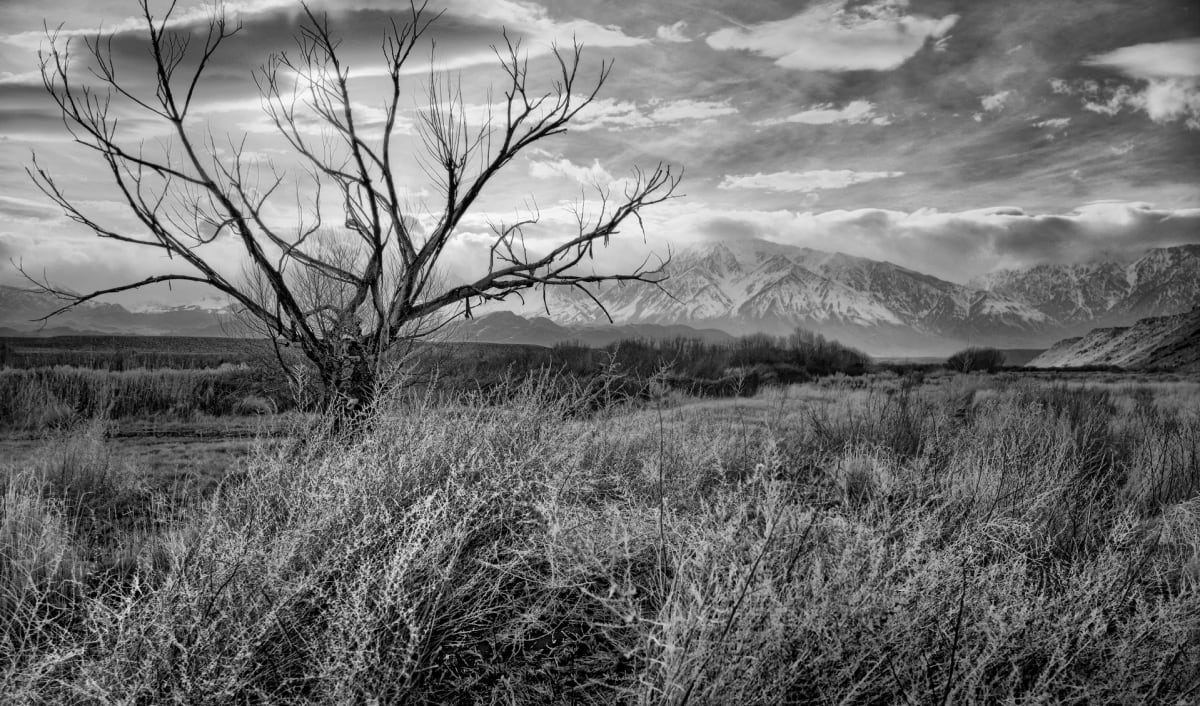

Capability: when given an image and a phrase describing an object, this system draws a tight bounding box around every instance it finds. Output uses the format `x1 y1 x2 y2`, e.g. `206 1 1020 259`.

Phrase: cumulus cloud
705 0 958 72
656 21 690 43
718 169 904 193
756 100 890 126
980 90 1012 112
1138 80 1200 127
1057 78 1200 129
1064 39 1200 130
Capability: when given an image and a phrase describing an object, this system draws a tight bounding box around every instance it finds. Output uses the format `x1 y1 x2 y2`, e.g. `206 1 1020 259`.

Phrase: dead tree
25 0 679 426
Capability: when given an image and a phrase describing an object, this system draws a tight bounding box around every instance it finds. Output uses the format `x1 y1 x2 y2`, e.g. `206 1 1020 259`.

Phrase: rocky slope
1028 307 1200 371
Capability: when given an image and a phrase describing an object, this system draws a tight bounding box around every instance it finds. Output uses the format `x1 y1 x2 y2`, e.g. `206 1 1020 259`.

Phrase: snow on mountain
130 298 233 315
8 240 1194 357
513 240 1199 356
975 245 1200 327
519 239 1054 355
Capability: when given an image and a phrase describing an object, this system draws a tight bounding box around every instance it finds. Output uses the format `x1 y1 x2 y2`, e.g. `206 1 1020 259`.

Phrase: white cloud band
719 169 904 192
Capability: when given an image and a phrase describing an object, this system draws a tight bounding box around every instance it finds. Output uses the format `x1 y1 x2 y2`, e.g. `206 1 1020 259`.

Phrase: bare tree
25 0 679 425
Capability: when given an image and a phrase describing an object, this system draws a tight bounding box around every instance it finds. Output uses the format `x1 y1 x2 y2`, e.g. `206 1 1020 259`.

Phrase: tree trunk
321 345 377 437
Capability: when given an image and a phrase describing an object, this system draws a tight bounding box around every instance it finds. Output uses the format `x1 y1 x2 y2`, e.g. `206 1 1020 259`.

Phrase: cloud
1139 79 1200 128
718 169 904 193
529 157 614 185
980 90 1012 112
0 70 40 85
0 195 61 222
0 0 303 50
756 100 890 126
1062 40 1200 130
231 98 417 136
647 99 738 123
705 0 958 72
0 226 248 307
1054 77 1200 130
572 97 737 131
656 21 690 43
1083 38 1200 81
434 0 649 50
1033 117 1071 129
637 201 1200 283
2 0 648 72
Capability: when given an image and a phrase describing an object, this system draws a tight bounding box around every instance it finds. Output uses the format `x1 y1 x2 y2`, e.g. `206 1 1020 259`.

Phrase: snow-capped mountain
521 239 1055 355
514 240 1200 356
7 240 1196 357
975 245 1200 327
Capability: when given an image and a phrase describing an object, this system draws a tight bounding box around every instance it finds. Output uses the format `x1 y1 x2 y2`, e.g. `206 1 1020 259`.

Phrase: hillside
1028 307 1200 371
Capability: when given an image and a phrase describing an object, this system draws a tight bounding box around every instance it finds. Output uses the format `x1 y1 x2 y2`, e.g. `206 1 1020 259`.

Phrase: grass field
2 363 1198 704
0 332 873 435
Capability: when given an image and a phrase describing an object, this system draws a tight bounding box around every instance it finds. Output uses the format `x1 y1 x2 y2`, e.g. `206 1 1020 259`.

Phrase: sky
1 0 1199 307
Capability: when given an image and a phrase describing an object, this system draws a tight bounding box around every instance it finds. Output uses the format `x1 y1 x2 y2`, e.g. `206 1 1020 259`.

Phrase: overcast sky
1 0 1198 306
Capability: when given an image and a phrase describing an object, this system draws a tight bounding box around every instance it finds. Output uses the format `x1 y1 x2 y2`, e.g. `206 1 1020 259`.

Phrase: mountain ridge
974 244 1200 327
4 241 1197 356
510 240 1199 355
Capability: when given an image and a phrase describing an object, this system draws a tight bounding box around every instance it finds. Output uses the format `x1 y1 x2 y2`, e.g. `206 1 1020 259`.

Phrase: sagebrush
1 374 1198 703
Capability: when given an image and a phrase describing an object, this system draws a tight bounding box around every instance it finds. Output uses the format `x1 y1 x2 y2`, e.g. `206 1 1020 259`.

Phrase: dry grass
0 374 1197 703
0 366 296 430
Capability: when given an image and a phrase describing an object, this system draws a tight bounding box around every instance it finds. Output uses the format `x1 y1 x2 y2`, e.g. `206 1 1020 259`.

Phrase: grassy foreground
2 374 1199 703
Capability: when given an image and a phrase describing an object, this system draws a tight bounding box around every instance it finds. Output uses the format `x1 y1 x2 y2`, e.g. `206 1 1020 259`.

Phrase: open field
2 362 1199 704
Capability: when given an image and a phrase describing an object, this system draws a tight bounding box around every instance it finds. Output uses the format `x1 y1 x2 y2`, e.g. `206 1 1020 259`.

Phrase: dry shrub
1 375 1197 703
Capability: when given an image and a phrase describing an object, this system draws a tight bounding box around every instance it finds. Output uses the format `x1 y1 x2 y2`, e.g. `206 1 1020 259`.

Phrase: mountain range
0 286 237 337
0 285 735 348
4 240 1199 356
516 240 1200 356
974 245 1200 330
